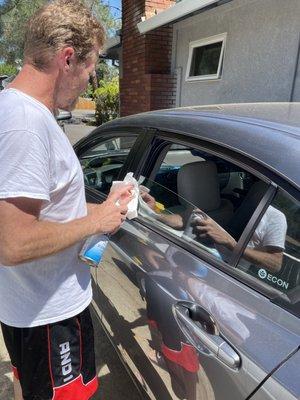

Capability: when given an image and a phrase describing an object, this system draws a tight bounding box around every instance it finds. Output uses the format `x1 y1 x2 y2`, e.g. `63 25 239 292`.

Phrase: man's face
56 49 98 111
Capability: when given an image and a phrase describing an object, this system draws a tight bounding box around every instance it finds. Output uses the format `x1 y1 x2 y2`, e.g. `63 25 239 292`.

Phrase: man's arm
193 216 283 273
242 246 283 273
139 190 184 229
87 203 98 213
0 185 132 266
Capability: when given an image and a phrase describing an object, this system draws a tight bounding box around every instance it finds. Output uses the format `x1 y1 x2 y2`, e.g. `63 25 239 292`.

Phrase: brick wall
121 0 176 116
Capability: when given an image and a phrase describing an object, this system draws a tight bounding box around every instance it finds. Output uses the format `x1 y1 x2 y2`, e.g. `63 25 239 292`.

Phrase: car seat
177 161 233 227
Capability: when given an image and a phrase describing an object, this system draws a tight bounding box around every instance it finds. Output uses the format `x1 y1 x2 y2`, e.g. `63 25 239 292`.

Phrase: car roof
94 103 300 190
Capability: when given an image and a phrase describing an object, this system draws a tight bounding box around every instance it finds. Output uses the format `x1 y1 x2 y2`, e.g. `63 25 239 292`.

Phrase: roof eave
137 0 219 34
104 35 121 52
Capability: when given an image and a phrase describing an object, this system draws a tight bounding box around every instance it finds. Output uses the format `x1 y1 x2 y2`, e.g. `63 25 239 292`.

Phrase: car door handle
174 303 240 369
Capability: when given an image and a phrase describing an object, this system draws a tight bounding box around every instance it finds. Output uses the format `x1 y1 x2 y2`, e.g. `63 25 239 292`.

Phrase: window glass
237 189 300 294
138 143 268 264
79 136 137 194
190 42 222 77
186 34 226 81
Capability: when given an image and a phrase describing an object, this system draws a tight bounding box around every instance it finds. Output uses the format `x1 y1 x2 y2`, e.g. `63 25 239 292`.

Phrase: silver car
75 103 300 400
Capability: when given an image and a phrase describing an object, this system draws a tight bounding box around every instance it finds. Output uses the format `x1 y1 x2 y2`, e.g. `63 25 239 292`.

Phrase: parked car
0 74 15 90
0 75 8 91
55 109 72 132
74 103 300 400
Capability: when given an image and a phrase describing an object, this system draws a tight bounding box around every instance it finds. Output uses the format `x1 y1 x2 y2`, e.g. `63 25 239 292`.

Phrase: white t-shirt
247 205 287 250
0 88 91 328
236 205 287 271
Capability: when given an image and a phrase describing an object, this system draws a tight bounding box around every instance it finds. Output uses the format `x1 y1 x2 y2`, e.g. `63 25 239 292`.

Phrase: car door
77 130 300 400
249 349 300 400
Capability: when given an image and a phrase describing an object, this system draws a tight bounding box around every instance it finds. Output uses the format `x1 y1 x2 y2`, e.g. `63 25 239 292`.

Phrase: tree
84 0 121 36
0 0 19 16
0 0 121 65
0 0 46 64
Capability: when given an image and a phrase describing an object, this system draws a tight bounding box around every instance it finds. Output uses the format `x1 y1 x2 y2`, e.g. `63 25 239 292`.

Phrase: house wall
120 0 176 116
173 0 300 106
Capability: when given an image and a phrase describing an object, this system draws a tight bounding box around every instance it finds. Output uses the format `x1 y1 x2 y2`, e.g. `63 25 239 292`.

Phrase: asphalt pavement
0 112 141 400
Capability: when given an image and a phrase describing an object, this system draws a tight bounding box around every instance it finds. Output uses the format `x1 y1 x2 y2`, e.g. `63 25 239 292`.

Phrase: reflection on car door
98 216 299 400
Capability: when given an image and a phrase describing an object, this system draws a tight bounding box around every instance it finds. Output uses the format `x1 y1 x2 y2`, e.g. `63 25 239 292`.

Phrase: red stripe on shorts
52 375 99 400
12 366 19 380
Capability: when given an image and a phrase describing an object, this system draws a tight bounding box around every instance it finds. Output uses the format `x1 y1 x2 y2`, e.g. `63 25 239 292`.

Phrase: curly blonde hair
24 0 105 70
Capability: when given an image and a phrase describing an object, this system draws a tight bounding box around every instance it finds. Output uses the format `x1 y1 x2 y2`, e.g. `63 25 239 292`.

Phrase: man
190 206 287 273
0 1 132 399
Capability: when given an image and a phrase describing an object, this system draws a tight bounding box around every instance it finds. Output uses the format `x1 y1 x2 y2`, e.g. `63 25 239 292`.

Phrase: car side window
237 189 300 294
79 136 137 194
138 143 268 264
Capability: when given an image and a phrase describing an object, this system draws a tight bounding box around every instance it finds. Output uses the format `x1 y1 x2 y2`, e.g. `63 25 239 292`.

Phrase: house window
186 33 226 81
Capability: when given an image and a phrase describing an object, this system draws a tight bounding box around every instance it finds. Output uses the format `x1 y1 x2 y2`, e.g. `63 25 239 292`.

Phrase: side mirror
56 110 72 121
0 75 9 90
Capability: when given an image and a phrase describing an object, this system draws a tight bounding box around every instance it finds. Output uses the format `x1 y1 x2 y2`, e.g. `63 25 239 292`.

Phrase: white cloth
0 88 91 328
111 172 139 219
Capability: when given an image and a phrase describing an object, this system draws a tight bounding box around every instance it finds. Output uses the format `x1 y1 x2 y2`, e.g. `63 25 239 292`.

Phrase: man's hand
191 210 236 250
139 187 156 210
89 184 133 234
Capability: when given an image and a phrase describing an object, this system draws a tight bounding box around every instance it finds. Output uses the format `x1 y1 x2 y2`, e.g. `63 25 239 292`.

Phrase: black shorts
1 306 98 400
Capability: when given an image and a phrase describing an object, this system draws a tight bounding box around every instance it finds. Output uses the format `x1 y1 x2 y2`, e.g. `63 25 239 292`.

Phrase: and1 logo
258 269 267 279
59 342 74 383
257 269 289 290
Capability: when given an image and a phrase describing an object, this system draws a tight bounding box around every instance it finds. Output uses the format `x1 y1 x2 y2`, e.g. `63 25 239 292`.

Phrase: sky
107 0 121 19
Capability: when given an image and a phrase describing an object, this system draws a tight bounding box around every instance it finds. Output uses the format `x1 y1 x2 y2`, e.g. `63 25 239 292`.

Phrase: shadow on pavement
91 307 142 400
0 359 14 400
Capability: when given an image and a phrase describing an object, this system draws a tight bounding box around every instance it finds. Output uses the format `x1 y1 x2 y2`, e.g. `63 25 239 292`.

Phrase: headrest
177 161 220 211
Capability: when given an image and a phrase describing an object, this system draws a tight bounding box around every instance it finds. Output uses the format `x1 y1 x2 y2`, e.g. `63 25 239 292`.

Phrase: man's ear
58 47 75 71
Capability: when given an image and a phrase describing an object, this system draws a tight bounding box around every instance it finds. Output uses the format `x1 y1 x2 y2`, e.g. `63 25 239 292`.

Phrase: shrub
0 63 17 77
81 83 94 99
94 77 119 125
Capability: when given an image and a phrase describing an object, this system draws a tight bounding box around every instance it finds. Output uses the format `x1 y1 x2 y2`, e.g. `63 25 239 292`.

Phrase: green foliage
0 63 17 76
81 83 94 99
0 0 46 65
97 60 119 82
94 77 119 125
0 0 121 65
84 0 121 37
81 61 119 99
